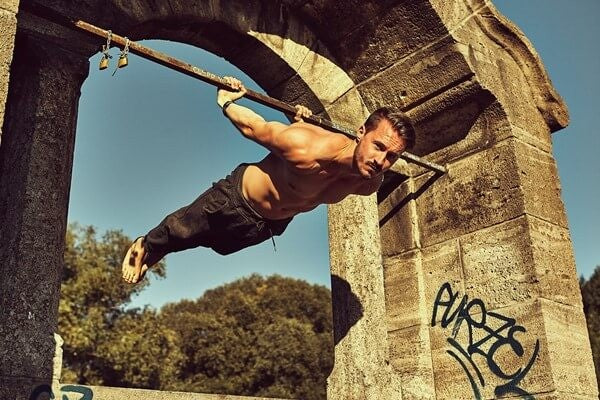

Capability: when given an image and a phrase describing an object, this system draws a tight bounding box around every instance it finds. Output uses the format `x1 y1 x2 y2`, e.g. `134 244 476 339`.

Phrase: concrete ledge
59 384 291 400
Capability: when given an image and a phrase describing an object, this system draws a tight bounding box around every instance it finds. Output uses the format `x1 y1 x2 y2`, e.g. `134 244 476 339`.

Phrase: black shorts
143 163 293 256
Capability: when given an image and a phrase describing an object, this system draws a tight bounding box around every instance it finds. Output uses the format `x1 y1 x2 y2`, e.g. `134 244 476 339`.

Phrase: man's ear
356 125 366 141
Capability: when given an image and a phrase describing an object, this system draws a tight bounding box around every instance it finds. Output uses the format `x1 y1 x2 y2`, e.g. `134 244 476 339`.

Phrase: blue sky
67 0 599 309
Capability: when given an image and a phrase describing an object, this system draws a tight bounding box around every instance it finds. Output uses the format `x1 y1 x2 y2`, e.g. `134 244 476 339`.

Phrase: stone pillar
0 0 19 141
0 32 88 399
374 1 598 399
327 195 403 400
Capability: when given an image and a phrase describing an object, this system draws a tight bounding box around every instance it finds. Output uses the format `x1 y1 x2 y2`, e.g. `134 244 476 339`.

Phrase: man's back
242 122 382 220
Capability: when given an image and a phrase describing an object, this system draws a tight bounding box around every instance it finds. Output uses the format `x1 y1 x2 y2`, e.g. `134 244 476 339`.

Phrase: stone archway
0 1 597 399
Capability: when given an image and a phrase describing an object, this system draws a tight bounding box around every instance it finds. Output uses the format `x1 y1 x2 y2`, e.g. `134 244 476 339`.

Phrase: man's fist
217 76 247 106
294 105 312 122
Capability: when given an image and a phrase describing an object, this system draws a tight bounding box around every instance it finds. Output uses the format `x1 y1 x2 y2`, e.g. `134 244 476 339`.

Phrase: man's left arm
355 175 384 196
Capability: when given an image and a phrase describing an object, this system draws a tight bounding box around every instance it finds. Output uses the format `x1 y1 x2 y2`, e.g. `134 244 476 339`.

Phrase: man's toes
139 265 149 280
122 249 132 272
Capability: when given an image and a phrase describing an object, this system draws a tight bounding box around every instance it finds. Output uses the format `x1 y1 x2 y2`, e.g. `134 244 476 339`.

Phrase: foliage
59 224 333 399
58 223 179 387
581 266 600 389
160 274 334 399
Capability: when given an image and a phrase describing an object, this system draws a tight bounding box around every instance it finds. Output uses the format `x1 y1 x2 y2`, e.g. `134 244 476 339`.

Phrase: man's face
354 119 407 179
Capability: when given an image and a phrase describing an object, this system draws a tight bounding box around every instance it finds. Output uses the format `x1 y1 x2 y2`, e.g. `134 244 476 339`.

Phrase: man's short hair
363 107 416 150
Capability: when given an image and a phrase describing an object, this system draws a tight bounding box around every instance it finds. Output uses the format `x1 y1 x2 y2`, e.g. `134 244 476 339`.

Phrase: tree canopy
581 266 600 388
59 224 333 399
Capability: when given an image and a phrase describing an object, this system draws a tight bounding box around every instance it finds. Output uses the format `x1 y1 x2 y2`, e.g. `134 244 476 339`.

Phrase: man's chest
282 163 371 204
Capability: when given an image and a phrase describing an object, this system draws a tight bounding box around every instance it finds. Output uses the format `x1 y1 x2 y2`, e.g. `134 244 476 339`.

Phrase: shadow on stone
378 171 444 227
331 274 363 346
377 170 409 205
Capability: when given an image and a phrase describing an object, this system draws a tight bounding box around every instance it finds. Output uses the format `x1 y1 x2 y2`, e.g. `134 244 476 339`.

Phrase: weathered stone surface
247 30 312 76
451 2 567 139
59 384 291 400
378 178 418 256
286 0 400 54
460 216 581 310
357 36 473 113
415 138 569 247
428 293 597 399
430 299 553 399
0 377 53 400
416 139 524 247
0 35 88 379
3 1 593 399
412 98 557 176
111 0 176 22
322 87 370 130
293 42 354 106
535 393 599 400
388 325 435 399
335 1 448 83
517 142 568 228
268 72 318 108
540 299 599 397
404 79 496 161
426 0 568 154
384 251 421 330
0 0 18 13
460 219 535 308
358 39 472 108
421 240 464 325
529 216 581 307
0 8 17 141
327 195 402 400
429 0 487 32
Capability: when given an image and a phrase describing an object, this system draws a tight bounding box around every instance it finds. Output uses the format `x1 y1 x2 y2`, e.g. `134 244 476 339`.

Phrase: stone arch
0 0 597 399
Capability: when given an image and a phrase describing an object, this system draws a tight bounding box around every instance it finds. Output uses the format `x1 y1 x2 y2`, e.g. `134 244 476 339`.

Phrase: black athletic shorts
143 163 293 256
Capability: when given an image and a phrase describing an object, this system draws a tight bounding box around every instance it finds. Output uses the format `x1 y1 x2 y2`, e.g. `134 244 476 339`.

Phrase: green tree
160 275 334 400
59 224 184 387
59 224 334 399
581 266 600 388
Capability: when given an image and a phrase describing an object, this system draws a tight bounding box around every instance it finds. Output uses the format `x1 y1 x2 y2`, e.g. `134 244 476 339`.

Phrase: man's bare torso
242 122 382 220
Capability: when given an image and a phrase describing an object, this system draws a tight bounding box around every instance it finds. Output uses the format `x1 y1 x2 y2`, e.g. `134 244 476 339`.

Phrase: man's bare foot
122 237 150 284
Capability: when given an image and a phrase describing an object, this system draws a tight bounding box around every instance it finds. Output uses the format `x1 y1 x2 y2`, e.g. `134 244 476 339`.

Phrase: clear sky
67 0 599 310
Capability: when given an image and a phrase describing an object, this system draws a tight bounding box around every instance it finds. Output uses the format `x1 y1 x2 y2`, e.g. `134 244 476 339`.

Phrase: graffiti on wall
431 282 540 400
29 384 93 400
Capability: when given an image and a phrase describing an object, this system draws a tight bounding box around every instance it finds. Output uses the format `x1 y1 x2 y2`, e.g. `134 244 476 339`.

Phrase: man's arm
217 76 314 157
355 175 384 196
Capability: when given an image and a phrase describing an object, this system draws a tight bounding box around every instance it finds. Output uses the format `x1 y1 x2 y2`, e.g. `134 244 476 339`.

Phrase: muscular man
122 77 415 284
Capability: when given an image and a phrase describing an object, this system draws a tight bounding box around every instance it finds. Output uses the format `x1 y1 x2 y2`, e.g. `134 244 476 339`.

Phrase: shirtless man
122 77 415 284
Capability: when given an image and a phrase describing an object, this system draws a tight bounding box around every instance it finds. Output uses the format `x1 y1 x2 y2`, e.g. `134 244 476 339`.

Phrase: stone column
0 32 88 399
0 0 19 141
374 1 598 399
327 195 403 400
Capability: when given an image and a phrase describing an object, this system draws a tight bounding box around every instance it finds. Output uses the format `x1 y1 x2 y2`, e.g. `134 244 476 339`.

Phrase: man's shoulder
292 123 351 145
278 122 345 148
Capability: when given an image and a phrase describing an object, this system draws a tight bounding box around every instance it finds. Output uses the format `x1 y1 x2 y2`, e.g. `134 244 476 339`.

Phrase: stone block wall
0 0 596 399
376 2 597 399
0 0 19 141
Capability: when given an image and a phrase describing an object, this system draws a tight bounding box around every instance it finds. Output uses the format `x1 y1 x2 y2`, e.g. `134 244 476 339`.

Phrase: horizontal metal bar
73 21 361 137
21 2 447 174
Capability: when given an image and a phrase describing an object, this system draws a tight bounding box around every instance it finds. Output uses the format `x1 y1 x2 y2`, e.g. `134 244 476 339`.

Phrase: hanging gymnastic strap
21 2 446 174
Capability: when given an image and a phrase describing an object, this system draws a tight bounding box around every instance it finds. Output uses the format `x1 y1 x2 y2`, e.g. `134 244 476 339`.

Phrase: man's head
354 107 415 179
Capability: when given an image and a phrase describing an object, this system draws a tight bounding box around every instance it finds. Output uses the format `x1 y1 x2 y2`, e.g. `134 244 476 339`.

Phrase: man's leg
121 183 227 284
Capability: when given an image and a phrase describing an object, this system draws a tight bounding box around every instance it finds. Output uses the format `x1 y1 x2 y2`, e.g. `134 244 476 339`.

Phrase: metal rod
75 21 359 135
22 1 447 174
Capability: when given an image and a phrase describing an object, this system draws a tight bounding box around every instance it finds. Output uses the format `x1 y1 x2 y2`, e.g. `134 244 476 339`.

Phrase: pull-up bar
22 3 446 174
